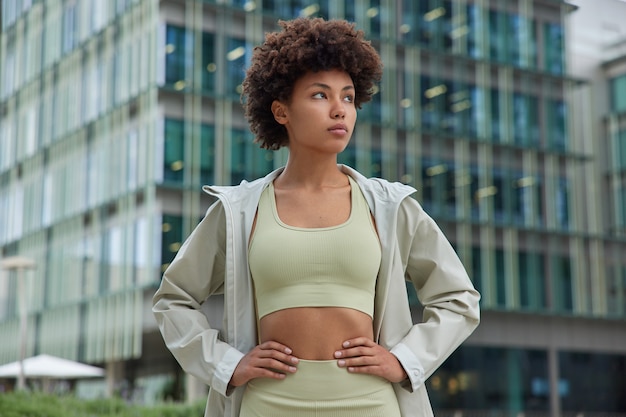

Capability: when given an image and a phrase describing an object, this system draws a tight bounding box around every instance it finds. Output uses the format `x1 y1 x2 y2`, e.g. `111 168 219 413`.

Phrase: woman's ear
271 100 288 125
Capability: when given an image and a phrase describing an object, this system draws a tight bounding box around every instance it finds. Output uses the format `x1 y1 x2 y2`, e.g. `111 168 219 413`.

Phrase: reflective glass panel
230 128 273 184
559 352 626 412
611 75 626 113
161 215 183 273
544 22 564 75
165 25 190 90
429 347 549 412
163 119 184 184
551 255 573 312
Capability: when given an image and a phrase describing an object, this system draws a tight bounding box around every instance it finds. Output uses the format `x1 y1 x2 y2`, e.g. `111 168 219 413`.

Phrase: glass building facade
1 0 625 414
608 72 626 239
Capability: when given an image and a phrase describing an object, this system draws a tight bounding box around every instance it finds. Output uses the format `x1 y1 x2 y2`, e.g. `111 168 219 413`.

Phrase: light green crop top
248 176 381 319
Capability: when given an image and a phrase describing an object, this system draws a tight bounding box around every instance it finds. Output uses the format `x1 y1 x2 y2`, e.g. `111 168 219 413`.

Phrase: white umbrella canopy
0 354 104 379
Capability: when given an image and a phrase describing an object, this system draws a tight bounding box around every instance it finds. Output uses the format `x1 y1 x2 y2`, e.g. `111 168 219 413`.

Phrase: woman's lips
328 124 348 134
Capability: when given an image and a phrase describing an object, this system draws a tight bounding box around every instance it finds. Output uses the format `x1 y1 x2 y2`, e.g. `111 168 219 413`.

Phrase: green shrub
0 392 205 417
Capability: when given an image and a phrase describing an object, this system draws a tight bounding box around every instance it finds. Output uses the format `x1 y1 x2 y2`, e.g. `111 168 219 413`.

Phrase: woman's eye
312 92 326 99
344 95 355 103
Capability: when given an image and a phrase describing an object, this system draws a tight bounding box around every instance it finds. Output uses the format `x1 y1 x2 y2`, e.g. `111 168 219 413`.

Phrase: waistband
246 359 392 401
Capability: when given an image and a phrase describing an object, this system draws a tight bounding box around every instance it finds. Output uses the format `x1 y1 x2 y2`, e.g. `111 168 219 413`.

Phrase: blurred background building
1 0 625 415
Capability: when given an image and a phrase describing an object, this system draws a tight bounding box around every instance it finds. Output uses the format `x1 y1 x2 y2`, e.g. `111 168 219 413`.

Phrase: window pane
619 185 626 233
513 93 539 147
165 25 190 90
606 265 626 316
200 124 215 185
163 119 184 183
616 130 626 170
429 347 549 411
161 215 183 273
62 2 77 54
230 129 273 184
495 249 506 307
611 74 626 113
519 251 546 310
490 89 502 143
552 255 573 312
489 10 507 63
446 81 470 134
399 0 424 45
544 22 564 75
226 37 248 98
556 178 570 229
366 0 381 38
512 175 538 225
546 99 567 151
413 1 451 50
370 147 382 178
507 13 537 69
471 246 483 296
201 32 216 93
467 4 484 59
559 352 626 412
470 86 485 139
421 76 445 132
493 169 507 223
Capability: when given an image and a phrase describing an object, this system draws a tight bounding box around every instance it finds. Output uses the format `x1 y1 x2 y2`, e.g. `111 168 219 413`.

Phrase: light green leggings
239 359 401 417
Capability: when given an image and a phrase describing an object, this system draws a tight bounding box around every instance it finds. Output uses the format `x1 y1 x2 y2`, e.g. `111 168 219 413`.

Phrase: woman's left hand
334 337 408 383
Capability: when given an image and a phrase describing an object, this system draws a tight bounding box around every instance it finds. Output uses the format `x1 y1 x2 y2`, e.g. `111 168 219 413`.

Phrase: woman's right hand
229 341 299 387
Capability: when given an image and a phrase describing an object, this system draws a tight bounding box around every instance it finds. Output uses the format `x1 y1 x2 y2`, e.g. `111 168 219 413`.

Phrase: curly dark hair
241 18 383 150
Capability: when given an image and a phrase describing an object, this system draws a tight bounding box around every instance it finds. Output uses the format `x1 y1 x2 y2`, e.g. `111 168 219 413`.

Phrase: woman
153 18 480 417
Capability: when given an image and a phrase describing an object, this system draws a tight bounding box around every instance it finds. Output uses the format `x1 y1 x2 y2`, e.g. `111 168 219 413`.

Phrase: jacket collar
340 165 416 209
203 165 416 211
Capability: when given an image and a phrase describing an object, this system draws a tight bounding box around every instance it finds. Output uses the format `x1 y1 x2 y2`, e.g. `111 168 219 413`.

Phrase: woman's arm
152 202 244 396
393 196 481 392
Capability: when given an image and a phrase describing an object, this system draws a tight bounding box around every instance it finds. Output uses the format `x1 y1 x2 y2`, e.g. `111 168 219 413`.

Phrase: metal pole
16 268 27 391
1 256 36 391
548 346 561 417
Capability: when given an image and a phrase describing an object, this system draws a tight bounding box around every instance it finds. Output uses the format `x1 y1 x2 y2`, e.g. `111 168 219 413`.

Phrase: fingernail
291 357 299 364
334 351 342 358
343 341 350 348
285 348 292 354
337 360 345 366
289 366 297 372
348 367 354 372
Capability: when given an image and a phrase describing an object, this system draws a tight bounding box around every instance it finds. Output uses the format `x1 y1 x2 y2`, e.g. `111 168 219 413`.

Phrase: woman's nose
332 102 346 119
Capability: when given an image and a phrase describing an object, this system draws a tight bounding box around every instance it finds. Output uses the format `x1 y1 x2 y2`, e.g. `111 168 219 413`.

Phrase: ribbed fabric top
249 176 381 319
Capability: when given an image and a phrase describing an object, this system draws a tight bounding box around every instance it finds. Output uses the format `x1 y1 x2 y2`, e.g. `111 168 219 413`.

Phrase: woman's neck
276 156 347 189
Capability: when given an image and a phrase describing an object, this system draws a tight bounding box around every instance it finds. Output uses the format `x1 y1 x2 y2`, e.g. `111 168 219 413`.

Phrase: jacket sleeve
152 201 244 396
391 196 480 392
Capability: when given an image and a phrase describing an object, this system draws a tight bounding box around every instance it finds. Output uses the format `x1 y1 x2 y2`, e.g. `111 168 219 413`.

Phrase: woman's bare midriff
259 307 374 360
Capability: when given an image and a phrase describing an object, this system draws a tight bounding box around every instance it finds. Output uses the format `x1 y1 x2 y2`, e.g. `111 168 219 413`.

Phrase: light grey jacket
153 165 480 417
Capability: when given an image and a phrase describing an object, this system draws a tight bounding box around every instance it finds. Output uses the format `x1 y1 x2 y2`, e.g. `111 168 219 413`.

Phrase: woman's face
272 69 357 156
